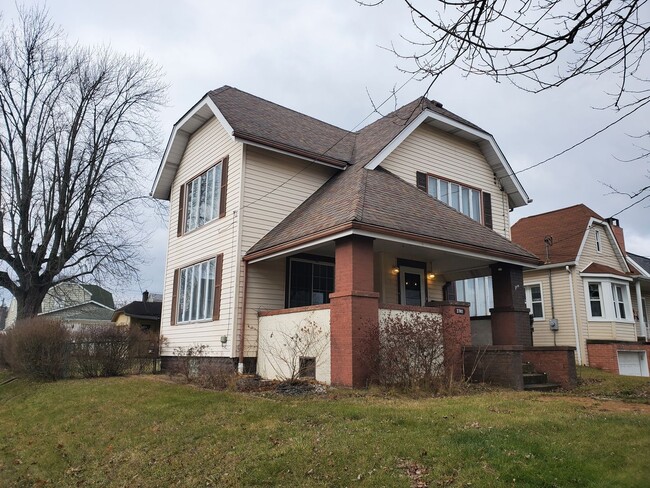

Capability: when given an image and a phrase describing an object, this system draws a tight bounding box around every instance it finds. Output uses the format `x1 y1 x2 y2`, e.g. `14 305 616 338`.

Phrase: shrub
194 360 237 390
168 344 208 382
376 312 446 390
2 317 70 380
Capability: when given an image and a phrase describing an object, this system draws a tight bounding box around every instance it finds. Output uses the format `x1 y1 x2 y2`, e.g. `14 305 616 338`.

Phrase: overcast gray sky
2 1 648 303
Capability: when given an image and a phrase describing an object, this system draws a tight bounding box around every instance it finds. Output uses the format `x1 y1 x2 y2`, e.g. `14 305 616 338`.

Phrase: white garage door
617 351 648 377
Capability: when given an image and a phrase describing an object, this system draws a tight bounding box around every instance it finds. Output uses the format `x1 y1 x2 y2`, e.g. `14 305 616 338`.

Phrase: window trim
524 283 545 321
172 254 223 325
177 155 228 236
425 172 483 223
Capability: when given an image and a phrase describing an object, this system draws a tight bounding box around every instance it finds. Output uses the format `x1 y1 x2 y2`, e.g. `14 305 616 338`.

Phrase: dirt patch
536 395 650 414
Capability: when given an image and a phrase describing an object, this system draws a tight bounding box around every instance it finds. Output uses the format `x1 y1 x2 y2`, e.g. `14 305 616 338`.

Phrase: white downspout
566 265 583 365
635 280 646 340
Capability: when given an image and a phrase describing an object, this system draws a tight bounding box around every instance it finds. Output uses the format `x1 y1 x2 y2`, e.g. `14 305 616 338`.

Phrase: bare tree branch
0 5 167 319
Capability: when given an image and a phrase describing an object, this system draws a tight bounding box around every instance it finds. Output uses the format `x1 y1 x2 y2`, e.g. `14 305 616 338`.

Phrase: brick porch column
329 235 379 387
427 301 471 380
490 263 532 346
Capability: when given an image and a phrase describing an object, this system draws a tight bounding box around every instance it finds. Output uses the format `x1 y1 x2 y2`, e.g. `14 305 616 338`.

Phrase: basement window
299 357 316 378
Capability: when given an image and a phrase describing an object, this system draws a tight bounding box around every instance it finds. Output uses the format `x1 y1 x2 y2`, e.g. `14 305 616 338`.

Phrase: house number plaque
455 308 465 315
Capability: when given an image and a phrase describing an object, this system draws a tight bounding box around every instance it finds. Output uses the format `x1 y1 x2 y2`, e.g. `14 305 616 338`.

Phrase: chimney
142 290 149 303
607 218 626 254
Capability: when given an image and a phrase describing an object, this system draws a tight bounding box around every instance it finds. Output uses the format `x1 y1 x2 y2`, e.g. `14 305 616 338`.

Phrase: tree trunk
15 288 50 321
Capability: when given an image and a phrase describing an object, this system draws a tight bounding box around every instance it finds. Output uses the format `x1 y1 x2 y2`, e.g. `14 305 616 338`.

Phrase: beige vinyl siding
379 124 511 239
523 268 578 349
160 117 243 357
239 146 337 356
578 223 628 272
41 283 91 313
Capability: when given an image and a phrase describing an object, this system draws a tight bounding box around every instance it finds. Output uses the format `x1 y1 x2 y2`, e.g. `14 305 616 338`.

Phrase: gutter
566 265 583 364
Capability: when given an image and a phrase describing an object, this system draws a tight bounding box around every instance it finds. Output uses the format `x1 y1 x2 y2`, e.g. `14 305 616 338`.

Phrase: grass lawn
1 372 649 487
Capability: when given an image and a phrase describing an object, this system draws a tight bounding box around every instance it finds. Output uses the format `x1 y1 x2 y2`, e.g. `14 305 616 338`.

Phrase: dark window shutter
483 192 493 229
443 281 457 301
212 254 224 320
170 269 179 325
219 156 229 219
177 184 185 236
416 171 427 192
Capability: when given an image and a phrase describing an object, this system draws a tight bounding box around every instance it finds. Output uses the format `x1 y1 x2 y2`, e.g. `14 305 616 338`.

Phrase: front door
400 266 426 306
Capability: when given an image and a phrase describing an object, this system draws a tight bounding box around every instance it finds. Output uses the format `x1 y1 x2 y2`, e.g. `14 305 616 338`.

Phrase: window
456 276 493 316
588 282 603 318
427 175 481 222
595 230 601 252
584 279 632 322
525 284 544 319
288 257 334 308
180 158 228 234
612 284 627 319
299 357 316 378
177 258 217 323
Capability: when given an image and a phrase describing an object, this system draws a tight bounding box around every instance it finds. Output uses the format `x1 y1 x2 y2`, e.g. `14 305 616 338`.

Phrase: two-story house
512 204 650 376
152 86 549 387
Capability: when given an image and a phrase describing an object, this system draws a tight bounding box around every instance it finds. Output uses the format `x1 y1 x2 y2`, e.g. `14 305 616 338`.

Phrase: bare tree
0 6 166 319
360 1 650 205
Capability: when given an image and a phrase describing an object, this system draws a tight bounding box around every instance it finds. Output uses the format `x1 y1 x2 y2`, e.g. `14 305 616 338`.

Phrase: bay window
584 278 632 322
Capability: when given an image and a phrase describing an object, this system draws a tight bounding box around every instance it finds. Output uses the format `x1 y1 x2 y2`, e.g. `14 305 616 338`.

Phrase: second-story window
427 175 481 222
185 162 222 233
177 155 228 237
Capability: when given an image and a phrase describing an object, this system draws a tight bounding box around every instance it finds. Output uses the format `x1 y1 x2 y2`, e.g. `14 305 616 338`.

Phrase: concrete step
524 382 561 392
523 372 548 385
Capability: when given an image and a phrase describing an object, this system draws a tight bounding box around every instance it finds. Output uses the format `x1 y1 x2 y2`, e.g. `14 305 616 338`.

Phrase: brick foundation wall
427 301 471 381
587 342 650 374
160 356 257 375
463 345 524 390
522 347 577 388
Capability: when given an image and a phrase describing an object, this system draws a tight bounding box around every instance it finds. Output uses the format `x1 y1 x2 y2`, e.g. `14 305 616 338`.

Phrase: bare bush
194 360 237 390
376 312 446 390
168 344 208 382
260 316 330 384
2 318 70 380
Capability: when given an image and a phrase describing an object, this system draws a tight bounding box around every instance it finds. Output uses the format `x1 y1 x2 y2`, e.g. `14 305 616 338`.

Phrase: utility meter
549 319 559 331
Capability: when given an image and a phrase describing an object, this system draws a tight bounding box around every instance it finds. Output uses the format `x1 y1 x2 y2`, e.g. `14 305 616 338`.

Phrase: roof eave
151 95 235 200
245 222 541 268
363 109 531 209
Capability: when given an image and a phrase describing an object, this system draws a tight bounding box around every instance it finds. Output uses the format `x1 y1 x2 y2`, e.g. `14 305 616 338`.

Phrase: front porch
244 233 572 387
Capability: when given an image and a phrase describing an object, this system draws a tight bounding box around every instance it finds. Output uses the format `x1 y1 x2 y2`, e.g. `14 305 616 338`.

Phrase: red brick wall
330 236 379 388
587 342 650 374
522 347 577 388
430 302 471 380
490 263 532 346
463 345 524 390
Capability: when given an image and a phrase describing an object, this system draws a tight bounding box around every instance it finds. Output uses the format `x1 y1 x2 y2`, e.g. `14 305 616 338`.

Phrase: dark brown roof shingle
246 164 539 264
511 204 604 264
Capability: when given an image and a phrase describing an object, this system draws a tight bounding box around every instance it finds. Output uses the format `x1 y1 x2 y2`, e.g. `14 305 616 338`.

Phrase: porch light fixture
427 272 436 280
391 266 400 275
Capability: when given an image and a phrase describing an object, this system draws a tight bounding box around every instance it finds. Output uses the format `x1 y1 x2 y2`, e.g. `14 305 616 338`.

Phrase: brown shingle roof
208 87 488 170
581 263 629 277
209 87 354 167
246 164 539 265
511 204 604 264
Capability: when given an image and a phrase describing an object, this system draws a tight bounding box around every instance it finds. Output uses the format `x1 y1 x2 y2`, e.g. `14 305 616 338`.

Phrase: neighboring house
512 204 650 377
0 300 7 331
39 282 115 329
112 291 162 334
152 86 555 388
